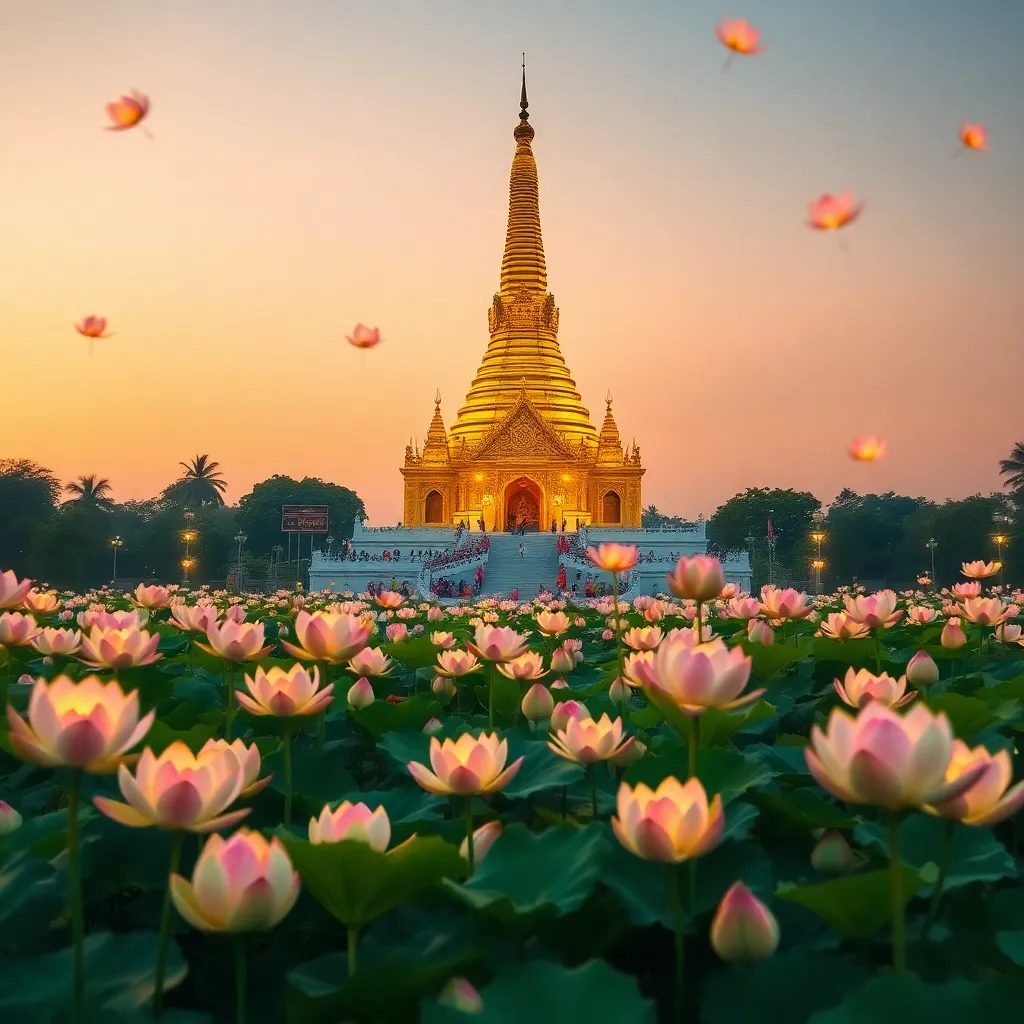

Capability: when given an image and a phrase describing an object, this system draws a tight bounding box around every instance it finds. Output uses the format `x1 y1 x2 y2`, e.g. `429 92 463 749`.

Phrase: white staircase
481 533 560 597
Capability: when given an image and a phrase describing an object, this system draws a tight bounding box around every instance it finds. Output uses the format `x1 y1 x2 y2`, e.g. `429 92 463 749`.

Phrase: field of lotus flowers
0 550 1023 1022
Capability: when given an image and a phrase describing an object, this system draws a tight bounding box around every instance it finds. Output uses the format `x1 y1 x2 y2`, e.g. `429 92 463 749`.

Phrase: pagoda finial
435 388 442 407
605 389 613 409
520 54 529 121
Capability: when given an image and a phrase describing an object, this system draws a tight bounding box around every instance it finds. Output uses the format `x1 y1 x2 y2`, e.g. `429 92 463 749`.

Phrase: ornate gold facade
401 71 643 531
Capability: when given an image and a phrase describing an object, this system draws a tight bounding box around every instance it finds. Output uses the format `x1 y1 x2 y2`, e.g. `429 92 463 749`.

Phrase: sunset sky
3 0 1022 524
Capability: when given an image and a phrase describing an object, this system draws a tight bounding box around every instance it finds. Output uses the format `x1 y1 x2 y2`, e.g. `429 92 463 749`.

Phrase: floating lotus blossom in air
848 436 886 462
346 323 381 349
715 17 765 68
104 90 150 133
961 560 1001 580
958 122 987 152
808 191 864 231
75 316 112 338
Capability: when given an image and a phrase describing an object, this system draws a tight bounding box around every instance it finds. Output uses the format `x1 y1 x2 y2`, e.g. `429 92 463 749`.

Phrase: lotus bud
549 678 569 690
906 650 939 687
431 676 456 704
347 677 375 709
608 678 630 703
601 629 615 641
438 977 484 1014
550 698 591 733
0 800 22 836
459 820 502 866
810 829 857 875
941 618 968 650
423 717 443 735
521 682 554 722
550 647 575 674
710 882 780 962
747 619 774 646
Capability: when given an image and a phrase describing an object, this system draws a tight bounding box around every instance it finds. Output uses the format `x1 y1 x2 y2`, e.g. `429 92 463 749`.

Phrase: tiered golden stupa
401 68 644 532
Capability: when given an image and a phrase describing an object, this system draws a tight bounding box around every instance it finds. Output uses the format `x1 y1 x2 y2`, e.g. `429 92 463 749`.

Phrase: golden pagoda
401 68 644 531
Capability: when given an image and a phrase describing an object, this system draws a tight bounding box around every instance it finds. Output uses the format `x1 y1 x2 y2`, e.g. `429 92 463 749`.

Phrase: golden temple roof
421 390 450 465
448 68 599 451
597 391 625 465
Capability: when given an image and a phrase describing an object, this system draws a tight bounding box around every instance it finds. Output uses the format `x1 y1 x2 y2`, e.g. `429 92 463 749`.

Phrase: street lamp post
811 559 825 594
925 537 938 589
810 530 826 595
326 535 335 558
992 533 1007 586
181 557 195 586
110 536 123 586
234 532 247 592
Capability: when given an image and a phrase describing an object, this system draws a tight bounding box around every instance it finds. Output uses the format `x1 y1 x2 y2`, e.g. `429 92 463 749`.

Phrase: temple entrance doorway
504 478 542 532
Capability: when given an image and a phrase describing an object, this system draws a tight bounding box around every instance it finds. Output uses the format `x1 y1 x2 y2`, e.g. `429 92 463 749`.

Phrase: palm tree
64 475 114 510
1000 442 1024 491
165 454 228 508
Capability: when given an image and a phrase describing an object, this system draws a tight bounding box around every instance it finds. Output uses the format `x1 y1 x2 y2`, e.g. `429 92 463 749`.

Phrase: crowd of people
423 535 491 571
365 579 414 598
342 547 444 564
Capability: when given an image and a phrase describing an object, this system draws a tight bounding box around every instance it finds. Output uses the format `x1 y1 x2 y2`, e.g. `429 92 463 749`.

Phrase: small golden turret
421 390 450 465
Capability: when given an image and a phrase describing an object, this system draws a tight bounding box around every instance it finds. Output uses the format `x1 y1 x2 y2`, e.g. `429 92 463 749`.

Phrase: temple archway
602 490 622 524
424 490 444 524
504 477 542 532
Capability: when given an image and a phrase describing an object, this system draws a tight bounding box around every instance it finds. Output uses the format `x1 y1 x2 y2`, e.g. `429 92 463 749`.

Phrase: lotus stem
235 937 247 1024
589 765 598 820
67 769 85 1023
922 819 956 942
464 798 475 873
695 602 703 645
347 925 359 979
887 812 907 973
977 627 984 672
488 663 496 729
873 629 882 674
669 861 685 1017
223 662 235 741
283 727 294 827
154 830 185 1018
612 573 627 717
687 716 700 781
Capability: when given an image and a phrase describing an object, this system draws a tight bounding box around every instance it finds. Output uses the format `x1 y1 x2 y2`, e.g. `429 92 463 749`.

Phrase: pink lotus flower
959 122 987 151
197 621 272 663
347 646 393 677
549 713 635 765
238 664 334 717
75 315 113 338
430 631 457 649
497 651 546 681
535 610 571 636
747 619 774 646
805 702 986 810
94 740 249 832
808 192 864 231
198 738 270 798
612 776 724 863
30 626 83 656
224 604 246 624
906 606 940 625
346 677 375 709
281 609 372 664
435 649 481 678
714 17 765 55
923 741 1024 826
427 607 445 623
7 675 153 773
407 733 523 796
759 586 813 622
309 800 390 850
847 435 885 460
666 555 725 602
104 90 150 131
995 623 1023 644
940 618 968 650
385 622 409 643
622 625 663 651
0 611 41 647
0 570 31 610
844 590 903 629
170 604 219 634
961 560 1001 580
78 626 162 669
23 589 60 615
905 650 940 687
587 543 639 573
460 820 502 867
550 699 591 733
833 667 915 709
133 583 171 610
726 597 762 620
170 829 300 933
959 597 1018 627
710 882 780 962
346 323 381 349
466 623 529 663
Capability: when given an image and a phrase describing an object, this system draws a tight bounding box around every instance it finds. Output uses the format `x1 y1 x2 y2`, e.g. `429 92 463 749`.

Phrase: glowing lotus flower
535 610 571 636
714 17 765 56
466 623 529 664
941 617 968 649
0 611 41 647
7 675 153 772
375 590 403 609
282 609 373 664
347 646 393 677
347 323 381 349
197 621 272 663
75 315 113 338
78 626 162 668
0 570 31 610
435 649 482 678
496 650 546 681
612 776 724 863
549 713 635 765
309 800 390 850
923 741 1024 826
759 585 813 622
407 733 523 796
80 608 144 631
430 631 457 648
198 738 270 798
622 649 656 687
104 90 150 131
587 543 639 573
844 590 903 629
906 606 940 625
237 664 333 717
848 435 885 461
133 583 171 610
94 740 249 832
960 596 1018 627
550 699 591 733
460 820 502 866
170 828 299 933
385 622 408 643
961 560 1001 579
633 635 762 716
951 581 982 601
726 596 762 620
710 882 780 963
622 625 663 651
666 555 725 602
805 702 986 810
834 667 915 709
170 604 219 634
30 626 82 656
959 122 987 151
23 589 59 615
808 192 864 231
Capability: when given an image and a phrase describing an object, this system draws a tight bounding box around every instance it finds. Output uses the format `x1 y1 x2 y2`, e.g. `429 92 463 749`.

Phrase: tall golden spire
449 62 597 450
597 390 624 465
421 389 450 465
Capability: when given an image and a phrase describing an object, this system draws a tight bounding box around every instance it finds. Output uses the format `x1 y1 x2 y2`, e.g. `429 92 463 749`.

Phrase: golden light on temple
400 65 644 532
